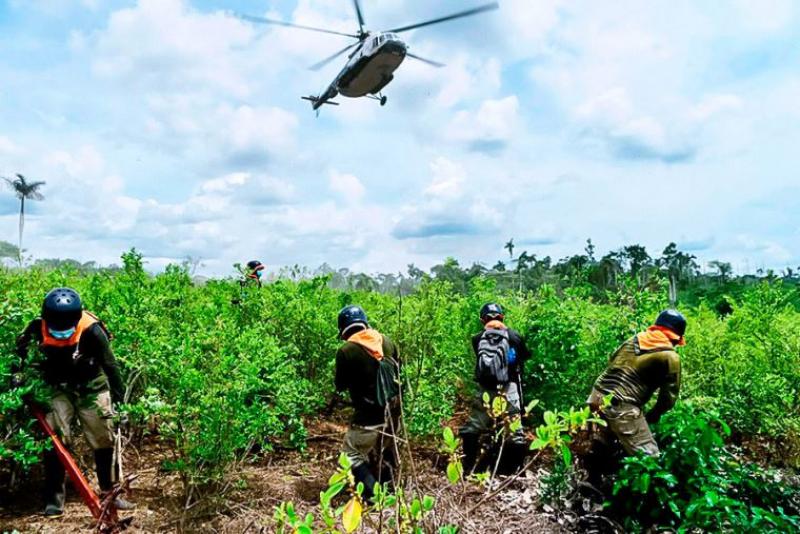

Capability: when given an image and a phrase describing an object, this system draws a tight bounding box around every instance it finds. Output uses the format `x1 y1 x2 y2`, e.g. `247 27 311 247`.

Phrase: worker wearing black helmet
459 303 531 475
244 260 265 286
585 309 686 481
11 288 133 517
334 305 401 501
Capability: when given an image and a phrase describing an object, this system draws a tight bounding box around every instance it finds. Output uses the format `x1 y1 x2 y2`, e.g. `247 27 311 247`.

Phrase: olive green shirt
593 336 681 421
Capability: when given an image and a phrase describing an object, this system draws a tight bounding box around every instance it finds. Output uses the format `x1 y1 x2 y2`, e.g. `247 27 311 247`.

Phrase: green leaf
443 426 455 444
342 497 362 533
492 395 508 417
323 481 346 502
411 498 422 518
338 453 352 470
446 461 463 484
422 495 435 511
560 444 572 467
328 471 347 487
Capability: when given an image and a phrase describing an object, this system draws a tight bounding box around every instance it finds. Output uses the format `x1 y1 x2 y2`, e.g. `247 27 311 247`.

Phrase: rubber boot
498 440 527 475
461 433 480 476
351 463 378 502
43 449 66 518
94 448 135 511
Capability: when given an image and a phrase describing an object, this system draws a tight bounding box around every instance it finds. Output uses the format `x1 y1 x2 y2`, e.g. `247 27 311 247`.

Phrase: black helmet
655 309 687 338
480 302 504 321
338 305 368 338
42 287 82 331
246 260 264 271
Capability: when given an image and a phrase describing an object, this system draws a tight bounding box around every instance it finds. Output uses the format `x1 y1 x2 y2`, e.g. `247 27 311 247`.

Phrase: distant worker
334 305 401 501
460 303 531 475
11 288 134 517
585 309 685 481
243 260 265 287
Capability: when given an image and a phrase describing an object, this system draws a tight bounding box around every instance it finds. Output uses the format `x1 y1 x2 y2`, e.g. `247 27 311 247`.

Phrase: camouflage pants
459 382 525 446
46 386 114 450
343 406 400 473
587 388 659 457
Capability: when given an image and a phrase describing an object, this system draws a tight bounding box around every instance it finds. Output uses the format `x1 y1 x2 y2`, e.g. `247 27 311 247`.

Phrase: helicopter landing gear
368 93 388 106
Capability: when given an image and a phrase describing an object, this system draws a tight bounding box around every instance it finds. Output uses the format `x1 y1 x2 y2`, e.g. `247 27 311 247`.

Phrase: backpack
375 356 400 408
476 328 510 389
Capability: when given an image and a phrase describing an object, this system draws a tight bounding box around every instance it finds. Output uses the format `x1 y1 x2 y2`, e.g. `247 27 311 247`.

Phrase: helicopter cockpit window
372 37 379 48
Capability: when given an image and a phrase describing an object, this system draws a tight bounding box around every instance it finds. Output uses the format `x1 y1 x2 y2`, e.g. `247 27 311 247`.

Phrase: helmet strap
341 322 367 339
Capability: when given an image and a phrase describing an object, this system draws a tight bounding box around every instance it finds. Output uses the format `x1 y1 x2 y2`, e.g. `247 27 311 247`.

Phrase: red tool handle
31 405 108 520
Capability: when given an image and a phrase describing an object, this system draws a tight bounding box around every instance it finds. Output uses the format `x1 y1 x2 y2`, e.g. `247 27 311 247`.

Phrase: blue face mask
49 327 76 340
255 270 263 279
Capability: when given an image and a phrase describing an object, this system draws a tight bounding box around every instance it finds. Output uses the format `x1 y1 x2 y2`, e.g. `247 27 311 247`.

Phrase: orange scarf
636 325 684 351
348 329 385 360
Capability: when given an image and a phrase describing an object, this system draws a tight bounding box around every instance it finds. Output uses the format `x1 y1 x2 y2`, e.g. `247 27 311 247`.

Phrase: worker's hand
10 373 24 389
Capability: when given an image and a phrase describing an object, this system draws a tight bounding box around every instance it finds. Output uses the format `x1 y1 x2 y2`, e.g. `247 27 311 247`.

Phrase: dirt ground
0 420 568 534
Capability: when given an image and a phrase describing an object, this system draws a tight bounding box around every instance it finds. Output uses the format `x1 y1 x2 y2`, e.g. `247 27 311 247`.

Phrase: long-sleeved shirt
335 331 400 426
593 329 681 421
14 318 125 404
471 326 531 386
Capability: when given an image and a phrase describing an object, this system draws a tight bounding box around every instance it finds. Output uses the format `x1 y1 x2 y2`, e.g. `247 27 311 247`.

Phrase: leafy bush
2 253 800 503
610 404 800 532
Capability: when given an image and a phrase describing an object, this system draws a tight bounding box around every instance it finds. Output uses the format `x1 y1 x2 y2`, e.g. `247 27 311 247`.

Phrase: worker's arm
89 325 125 405
646 352 681 424
334 346 349 393
12 319 39 374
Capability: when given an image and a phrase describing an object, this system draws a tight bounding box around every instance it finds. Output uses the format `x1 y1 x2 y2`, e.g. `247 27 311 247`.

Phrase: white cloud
424 157 465 199
393 156 511 240
0 136 22 156
445 96 520 153
329 170 365 203
91 0 254 98
689 94 744 121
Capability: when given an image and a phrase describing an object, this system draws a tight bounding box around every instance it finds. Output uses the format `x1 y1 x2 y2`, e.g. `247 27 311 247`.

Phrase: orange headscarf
347 329 385 360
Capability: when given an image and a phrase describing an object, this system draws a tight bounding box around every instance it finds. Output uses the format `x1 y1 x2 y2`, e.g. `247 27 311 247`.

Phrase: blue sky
0 0 798 276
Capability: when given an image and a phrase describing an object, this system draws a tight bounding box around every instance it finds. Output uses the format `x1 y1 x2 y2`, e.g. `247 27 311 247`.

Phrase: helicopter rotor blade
238 13 359 38
387 2 499 34
309 42 359 71
353 0 366 34
406 52 445 68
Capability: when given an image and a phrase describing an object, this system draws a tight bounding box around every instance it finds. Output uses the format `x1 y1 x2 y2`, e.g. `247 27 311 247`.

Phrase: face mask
49 327 76 340
256 270 263 279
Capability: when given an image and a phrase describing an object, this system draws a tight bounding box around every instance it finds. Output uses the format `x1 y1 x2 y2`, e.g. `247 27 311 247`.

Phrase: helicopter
240 1 499 111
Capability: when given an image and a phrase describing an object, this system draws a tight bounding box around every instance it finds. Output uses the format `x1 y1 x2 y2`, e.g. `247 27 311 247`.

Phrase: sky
0 0 798 276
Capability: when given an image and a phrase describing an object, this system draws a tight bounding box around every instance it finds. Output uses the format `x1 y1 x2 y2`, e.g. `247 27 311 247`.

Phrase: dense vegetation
2 247 799 531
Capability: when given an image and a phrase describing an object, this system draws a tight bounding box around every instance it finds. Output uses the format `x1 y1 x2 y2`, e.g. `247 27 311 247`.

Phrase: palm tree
3 174 45 265
504 238 515 259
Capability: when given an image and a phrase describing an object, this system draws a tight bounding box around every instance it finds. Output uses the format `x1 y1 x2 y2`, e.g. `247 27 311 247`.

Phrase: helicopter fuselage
312 32 407 107
336 32 406 97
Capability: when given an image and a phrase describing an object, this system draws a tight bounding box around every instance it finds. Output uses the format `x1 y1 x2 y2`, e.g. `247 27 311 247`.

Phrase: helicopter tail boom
301 95 340 110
